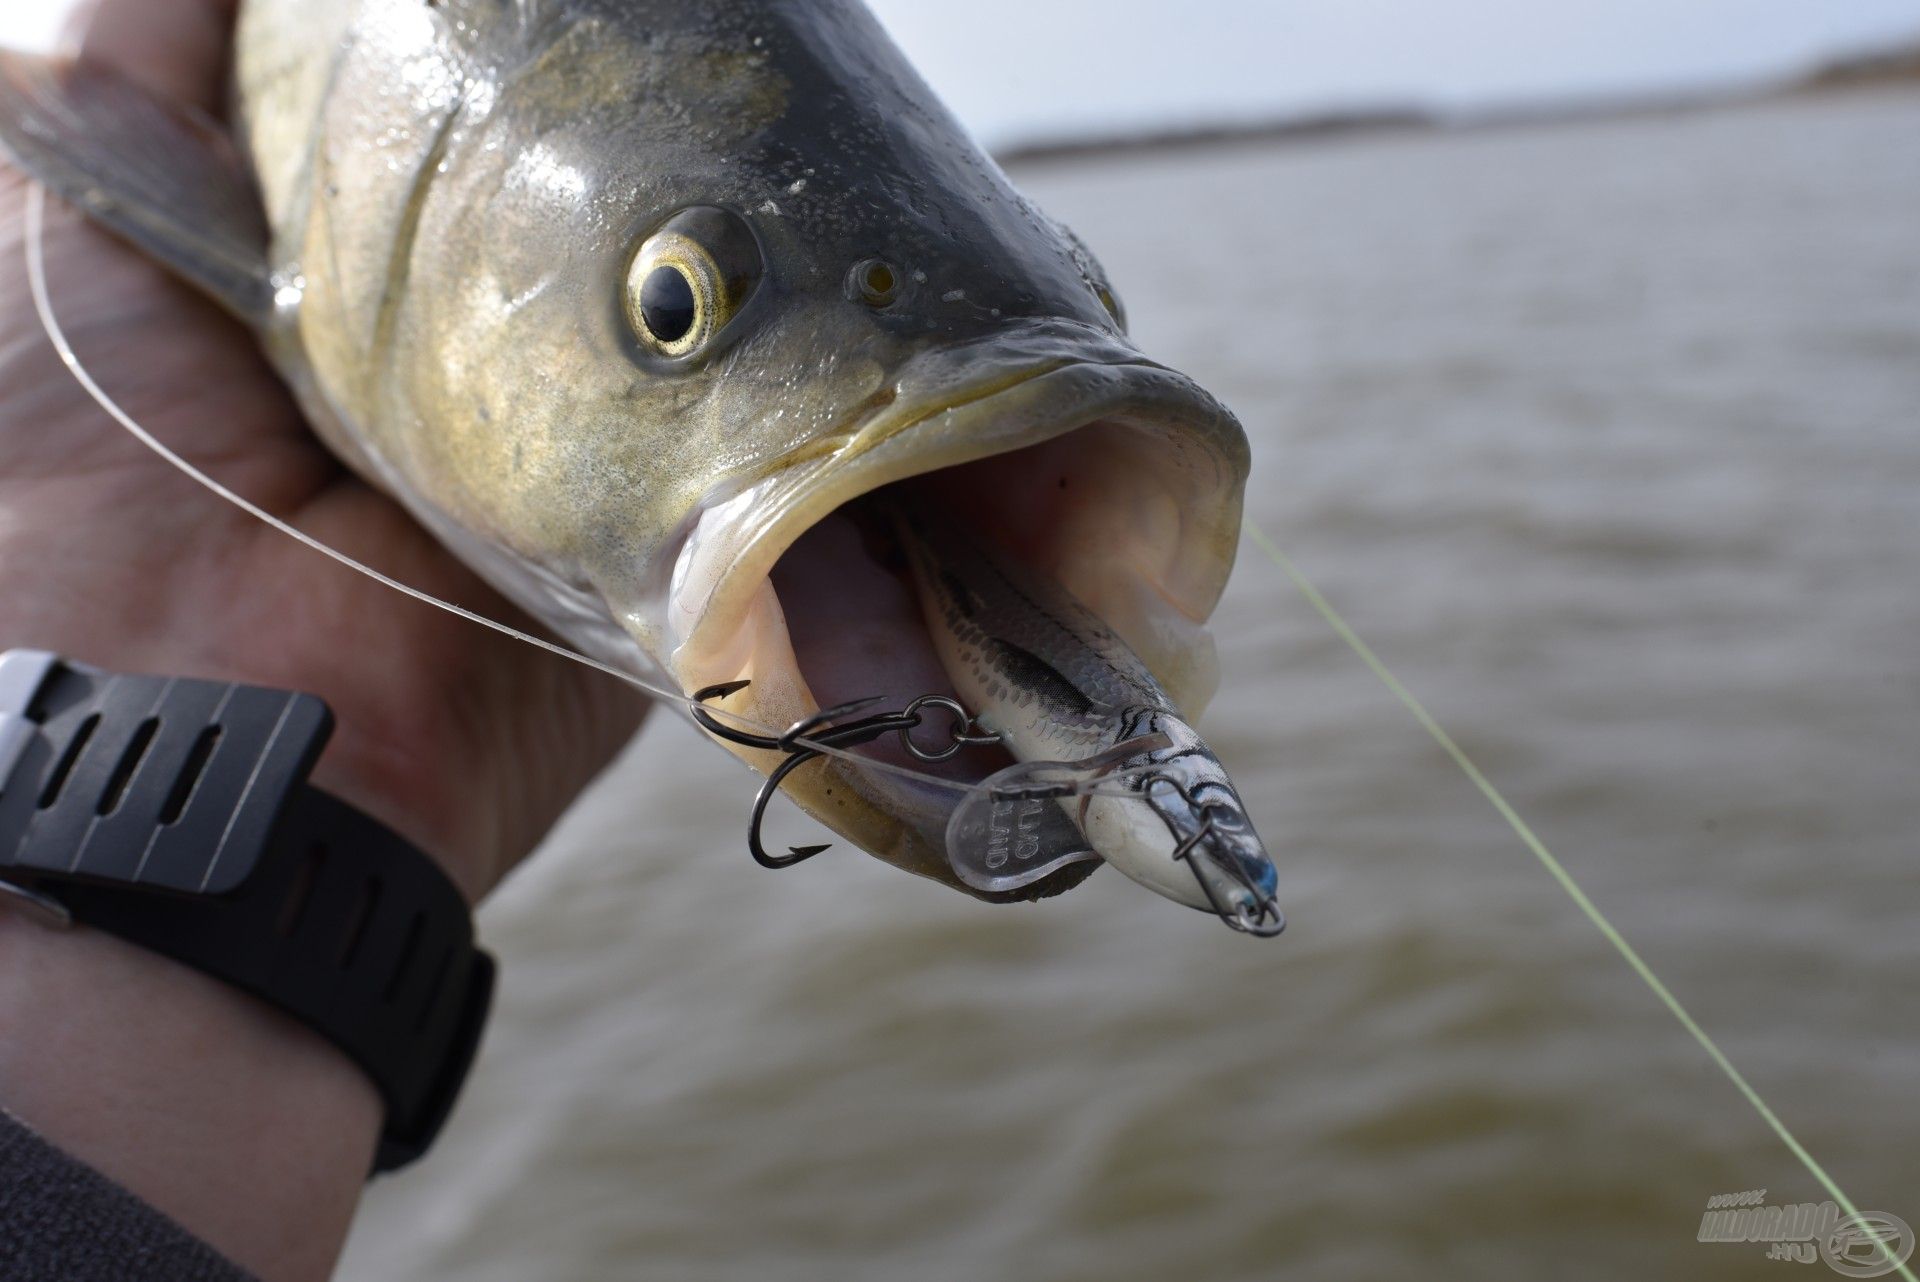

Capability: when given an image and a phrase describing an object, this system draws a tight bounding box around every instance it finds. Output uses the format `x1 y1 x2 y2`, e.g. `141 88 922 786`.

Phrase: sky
2 1 1916 148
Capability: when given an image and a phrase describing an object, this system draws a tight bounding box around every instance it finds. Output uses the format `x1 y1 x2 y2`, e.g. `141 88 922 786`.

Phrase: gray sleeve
0 1109 257 1282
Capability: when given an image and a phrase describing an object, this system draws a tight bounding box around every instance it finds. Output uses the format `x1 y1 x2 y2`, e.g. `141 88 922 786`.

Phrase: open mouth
661 352 1248 898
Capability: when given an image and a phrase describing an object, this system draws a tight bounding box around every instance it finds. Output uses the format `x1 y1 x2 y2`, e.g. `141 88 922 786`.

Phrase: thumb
68 0 238 118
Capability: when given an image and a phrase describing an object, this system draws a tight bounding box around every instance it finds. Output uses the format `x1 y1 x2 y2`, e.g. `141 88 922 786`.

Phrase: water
339 89 1920 1281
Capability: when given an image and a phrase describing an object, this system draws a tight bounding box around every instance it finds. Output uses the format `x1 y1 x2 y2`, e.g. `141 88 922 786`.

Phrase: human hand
0 4 647 1276
0 0 647 904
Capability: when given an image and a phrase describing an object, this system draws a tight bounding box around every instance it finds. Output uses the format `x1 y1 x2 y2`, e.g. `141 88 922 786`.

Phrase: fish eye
849 257 902 308
1095 283 1127 330
625 207 763 359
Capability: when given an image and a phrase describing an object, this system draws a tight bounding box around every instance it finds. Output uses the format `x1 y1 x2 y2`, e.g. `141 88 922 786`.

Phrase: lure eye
626 207 763 359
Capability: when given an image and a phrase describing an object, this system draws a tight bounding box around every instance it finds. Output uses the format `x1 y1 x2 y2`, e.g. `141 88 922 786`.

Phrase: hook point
697 679 753 701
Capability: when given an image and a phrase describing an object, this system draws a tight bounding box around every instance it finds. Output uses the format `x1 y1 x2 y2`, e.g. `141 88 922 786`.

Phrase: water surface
341 89 1920 1282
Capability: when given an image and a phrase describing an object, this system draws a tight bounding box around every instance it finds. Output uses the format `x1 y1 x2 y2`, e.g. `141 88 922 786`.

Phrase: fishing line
21 191 669 691
20 184 859 775
23 172 1904 1271
1242 517 1912 1282
18 182 1153 802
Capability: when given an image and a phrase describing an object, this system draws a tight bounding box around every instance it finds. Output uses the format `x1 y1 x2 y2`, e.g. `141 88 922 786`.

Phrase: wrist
0 909 381 1281
1 647 498 1169
0 647 501 1275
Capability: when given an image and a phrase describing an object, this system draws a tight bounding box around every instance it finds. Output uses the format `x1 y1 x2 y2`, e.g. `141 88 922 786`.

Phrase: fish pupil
641 266 698 344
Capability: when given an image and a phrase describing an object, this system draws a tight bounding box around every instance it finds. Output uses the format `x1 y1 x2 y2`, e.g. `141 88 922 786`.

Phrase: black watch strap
0 650 493 1173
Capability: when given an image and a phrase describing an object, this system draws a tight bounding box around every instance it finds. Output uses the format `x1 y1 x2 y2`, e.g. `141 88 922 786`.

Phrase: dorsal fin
0 50 273 323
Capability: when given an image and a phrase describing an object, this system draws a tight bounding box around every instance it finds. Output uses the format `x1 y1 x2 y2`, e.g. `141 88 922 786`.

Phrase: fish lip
663 341 1250 681
653 331 1248 901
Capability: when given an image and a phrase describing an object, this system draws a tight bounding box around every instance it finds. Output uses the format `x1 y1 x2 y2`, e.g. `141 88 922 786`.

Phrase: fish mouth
655 323 1249 900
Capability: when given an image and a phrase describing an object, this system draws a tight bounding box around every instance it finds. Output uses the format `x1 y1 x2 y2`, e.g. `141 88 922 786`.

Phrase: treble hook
692 681 1001 870
1173 820 1286 937
1147 774 1287 938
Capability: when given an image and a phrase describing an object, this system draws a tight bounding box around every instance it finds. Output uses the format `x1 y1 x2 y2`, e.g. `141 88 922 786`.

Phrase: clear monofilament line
20 182 1078 798
1242 517 1912 1282
25 159 1903 1265
22 185 658 696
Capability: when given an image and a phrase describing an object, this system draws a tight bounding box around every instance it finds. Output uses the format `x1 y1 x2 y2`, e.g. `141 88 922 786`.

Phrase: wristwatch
0 648 493 1173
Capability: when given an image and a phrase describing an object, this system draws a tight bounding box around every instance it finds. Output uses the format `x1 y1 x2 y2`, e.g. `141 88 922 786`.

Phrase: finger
67 0 239 117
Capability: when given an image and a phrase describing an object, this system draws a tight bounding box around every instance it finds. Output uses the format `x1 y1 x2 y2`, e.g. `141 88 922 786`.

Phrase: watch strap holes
277 843 326 937
415 946 452 1033
385 911 426 1004
337 876 382 969
95 716 160 816
36 712 98 809
158 725 222 825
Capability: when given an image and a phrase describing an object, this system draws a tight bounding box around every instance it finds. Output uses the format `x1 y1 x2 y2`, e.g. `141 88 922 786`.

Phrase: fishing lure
692 681 1284 936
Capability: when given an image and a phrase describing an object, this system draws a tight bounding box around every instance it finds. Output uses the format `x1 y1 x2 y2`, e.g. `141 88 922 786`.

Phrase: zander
0 0 1270 917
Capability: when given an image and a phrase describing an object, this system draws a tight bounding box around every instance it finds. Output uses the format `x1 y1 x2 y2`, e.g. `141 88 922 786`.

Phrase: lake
341 86 1920 1282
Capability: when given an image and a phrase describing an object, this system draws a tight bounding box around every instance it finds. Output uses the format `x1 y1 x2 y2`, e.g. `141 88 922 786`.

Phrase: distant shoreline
995 38 1920 166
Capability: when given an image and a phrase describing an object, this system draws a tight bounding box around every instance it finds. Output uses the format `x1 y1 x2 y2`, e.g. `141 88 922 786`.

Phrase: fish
0 0 1259 911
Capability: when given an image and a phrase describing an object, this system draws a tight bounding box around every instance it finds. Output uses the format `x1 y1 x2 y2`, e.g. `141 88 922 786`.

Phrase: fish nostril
849 257 901 308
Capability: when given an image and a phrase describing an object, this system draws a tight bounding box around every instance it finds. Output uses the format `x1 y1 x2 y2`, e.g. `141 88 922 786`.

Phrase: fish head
385 0 1250 897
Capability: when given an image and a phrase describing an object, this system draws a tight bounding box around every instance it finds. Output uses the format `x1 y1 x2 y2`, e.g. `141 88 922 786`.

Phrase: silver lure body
896 504 1282 930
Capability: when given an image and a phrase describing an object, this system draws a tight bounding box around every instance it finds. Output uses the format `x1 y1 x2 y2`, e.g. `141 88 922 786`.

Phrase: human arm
0 1 646 1276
